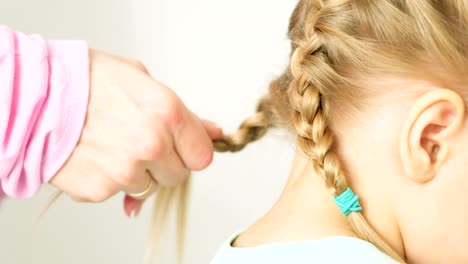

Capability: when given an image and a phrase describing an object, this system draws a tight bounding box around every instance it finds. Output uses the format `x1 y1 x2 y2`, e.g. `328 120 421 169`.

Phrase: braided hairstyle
213 1 403 261
209 0 468 262
285 0 404 261
149 0 468 262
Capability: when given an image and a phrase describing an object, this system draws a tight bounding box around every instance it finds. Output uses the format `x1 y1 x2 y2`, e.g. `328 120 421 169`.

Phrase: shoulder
211 233 399 264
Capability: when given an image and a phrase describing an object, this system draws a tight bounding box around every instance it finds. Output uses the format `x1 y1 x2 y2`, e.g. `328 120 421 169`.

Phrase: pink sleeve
0 26 89 199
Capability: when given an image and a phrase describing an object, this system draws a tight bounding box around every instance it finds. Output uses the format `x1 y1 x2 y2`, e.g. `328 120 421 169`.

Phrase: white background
0 1 297 263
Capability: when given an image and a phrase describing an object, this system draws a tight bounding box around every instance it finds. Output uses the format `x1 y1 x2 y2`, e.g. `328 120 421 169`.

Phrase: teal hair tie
334 187 362 216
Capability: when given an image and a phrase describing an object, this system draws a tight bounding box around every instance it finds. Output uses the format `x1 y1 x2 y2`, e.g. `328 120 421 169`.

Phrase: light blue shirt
211 233 399 264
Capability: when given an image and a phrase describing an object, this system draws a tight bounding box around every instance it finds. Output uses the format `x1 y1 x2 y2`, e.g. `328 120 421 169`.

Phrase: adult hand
49 49 222 203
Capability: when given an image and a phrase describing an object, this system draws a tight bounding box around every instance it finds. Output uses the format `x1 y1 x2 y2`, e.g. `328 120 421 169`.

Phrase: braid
213 94 283 153
288 0 348 195
287 0 405 262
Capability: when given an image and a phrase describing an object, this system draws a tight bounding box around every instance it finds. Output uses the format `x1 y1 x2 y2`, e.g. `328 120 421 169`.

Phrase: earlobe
400 89 465 183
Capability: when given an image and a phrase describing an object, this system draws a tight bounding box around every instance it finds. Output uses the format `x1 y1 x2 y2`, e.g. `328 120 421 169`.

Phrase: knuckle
116 163 140 186
159 94 185 128
136 62 147 72
142 90 186 130
117 173 133 188
139 134 166 160
128 59 146 71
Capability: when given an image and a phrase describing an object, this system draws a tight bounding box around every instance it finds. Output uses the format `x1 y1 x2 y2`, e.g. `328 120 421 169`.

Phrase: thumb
201 119 223 140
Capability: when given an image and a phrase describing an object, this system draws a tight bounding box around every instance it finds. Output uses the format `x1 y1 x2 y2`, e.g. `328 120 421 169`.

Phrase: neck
234 148 356 247
277 148 357 239
284 148 406 260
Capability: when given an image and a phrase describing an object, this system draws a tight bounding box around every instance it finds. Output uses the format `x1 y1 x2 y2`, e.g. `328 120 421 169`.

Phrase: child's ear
400 89 465 183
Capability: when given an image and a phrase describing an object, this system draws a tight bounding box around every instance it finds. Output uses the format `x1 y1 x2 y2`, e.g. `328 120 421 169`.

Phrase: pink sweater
0 26 89 200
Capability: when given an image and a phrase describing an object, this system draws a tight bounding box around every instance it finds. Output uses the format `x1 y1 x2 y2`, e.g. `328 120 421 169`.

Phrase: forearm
0 25 89 199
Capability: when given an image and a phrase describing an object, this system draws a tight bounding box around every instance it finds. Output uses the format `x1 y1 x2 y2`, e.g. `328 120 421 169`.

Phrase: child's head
216 0 468 263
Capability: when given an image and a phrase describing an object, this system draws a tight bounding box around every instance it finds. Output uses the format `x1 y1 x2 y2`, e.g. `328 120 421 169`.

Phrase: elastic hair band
334 187 362 216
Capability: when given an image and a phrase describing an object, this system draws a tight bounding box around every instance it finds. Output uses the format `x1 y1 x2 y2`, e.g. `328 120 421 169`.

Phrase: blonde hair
44 1 468 263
